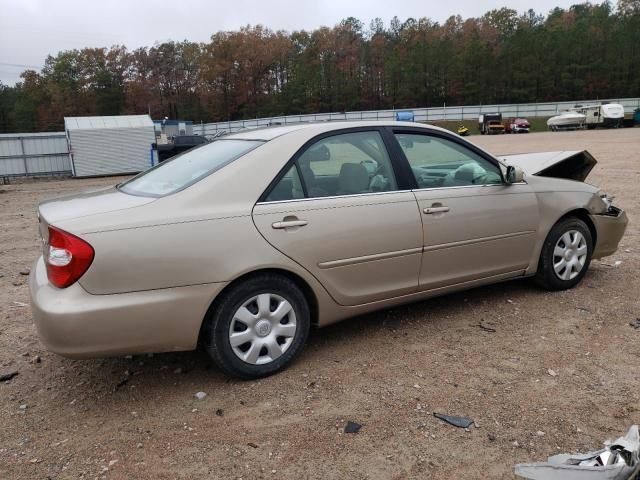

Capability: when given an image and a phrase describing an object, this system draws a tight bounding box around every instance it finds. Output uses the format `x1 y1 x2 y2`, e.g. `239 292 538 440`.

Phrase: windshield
119 139 263 196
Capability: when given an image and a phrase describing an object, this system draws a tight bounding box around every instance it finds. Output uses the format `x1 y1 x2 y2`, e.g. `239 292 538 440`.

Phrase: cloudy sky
1 0 578 85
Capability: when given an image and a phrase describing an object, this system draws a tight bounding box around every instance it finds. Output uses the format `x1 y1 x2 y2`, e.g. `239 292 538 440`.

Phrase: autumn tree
1 3 639 132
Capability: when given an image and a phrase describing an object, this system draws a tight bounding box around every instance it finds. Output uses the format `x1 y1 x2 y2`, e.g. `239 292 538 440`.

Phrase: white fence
1 97 639 178
193 97 640 136
0 132 69 177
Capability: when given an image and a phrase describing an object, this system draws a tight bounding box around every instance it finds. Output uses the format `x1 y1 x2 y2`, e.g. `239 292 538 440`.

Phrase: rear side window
263 131 398 201
119 139 263 197
264 165 304 202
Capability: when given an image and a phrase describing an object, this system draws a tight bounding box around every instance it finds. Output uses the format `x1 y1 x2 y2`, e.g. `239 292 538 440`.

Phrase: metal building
64 115 156 177
0 132 70 177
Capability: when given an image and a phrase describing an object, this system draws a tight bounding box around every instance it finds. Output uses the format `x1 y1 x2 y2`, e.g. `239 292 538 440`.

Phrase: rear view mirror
506 165 524 184
399 137 414 149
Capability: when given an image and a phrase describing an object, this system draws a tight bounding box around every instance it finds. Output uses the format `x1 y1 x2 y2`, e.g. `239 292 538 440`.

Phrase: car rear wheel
203 274 310 379
534 217 593 290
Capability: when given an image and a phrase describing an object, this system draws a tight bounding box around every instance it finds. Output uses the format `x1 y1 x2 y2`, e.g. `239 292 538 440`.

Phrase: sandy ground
1 128 639 480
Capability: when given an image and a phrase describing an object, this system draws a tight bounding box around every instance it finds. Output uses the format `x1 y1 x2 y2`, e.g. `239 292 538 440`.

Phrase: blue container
395 111 415 122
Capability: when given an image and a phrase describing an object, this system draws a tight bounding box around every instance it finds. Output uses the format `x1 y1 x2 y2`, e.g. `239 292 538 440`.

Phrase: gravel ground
1 128 639 479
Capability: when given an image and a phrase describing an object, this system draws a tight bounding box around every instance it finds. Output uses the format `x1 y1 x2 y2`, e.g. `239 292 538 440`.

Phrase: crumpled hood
499 150 597 182
38 186 156 224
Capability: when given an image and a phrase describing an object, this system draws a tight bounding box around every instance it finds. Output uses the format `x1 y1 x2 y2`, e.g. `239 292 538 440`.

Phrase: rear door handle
423 206 450 214
272 220 308 229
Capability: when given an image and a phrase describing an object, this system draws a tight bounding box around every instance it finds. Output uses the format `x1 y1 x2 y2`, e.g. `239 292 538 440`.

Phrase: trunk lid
499 150 597 182
38 186 156 225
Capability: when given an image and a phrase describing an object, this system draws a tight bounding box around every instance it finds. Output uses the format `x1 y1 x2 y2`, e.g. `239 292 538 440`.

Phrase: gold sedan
30 122 628 378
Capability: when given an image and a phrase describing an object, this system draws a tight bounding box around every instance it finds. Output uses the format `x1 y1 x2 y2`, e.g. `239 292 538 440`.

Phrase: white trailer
574 103 624 129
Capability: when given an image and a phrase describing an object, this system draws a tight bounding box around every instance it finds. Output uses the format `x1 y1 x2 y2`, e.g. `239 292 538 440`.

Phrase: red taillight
45 226 94 288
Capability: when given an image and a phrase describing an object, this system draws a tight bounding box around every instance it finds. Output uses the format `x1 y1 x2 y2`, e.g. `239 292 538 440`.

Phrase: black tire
203 274 310 379
534 217 593 291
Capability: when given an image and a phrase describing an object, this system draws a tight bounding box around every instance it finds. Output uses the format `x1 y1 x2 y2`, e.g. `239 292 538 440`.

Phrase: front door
252 129 423 306
392 131 540 290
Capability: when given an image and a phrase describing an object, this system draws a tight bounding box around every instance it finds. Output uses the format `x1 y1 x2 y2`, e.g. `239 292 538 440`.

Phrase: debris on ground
9 301 28 308
477 321 497 333
433 413 474 428
247 442 259 448
0 371 19 382
344 421 362 433
629 319 640 330
602 260 623 268
114 378 129 390
194 392 207 400
19 269 30 276
548 369 558 377
515 425 640 479
215 408 224 417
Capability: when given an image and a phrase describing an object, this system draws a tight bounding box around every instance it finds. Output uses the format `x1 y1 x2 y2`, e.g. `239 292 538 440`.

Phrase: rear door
392 130 540 290
252 129 423 306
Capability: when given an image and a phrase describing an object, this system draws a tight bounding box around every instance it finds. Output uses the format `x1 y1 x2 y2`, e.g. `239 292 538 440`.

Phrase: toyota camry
29 122 628 378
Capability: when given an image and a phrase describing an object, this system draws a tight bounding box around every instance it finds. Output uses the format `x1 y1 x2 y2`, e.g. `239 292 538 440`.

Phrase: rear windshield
119 139 263 197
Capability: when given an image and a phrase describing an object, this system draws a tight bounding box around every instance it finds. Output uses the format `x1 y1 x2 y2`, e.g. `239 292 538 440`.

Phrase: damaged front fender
591 207 629 259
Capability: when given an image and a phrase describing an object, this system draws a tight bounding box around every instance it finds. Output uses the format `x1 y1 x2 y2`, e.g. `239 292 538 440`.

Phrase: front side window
120 139 263 196
395 133 502 189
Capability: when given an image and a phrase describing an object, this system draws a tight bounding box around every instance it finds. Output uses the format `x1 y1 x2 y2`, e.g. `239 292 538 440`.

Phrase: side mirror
506 165 524 184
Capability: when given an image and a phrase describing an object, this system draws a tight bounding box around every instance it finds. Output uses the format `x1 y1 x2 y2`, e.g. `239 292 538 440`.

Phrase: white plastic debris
194 392 207 400
515 425 640 480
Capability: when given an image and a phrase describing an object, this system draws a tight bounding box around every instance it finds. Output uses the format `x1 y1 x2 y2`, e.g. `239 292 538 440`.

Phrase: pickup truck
504 118 531 133
478 113 505 135
157 135 208 162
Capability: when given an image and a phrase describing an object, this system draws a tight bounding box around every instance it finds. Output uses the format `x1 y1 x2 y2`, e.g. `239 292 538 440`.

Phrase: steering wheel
374 163 389 177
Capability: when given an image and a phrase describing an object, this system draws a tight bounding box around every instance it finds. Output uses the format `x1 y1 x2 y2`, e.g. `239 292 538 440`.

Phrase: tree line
0 1 639 133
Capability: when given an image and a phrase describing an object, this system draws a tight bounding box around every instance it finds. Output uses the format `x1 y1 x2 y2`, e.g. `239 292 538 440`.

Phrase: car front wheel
203 274 310 379
534 217 593 290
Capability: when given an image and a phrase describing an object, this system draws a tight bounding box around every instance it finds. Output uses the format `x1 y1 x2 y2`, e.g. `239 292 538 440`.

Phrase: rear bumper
591 207 628 259
29 257 226 358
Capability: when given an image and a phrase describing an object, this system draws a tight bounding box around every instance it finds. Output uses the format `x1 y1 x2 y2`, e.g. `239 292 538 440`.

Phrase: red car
504 118 531 133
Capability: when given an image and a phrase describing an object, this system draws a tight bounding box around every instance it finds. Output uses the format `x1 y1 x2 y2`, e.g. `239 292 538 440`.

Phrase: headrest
338 163 370 194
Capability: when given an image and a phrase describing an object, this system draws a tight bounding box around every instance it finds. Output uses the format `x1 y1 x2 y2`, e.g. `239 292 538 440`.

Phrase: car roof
225 121 447 141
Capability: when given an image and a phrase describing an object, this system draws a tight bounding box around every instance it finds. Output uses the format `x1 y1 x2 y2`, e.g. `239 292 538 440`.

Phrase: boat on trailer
547 111 586 131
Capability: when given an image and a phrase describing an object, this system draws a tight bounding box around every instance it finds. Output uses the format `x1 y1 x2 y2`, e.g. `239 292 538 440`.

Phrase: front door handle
272 219 308 229
423 206 450 214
